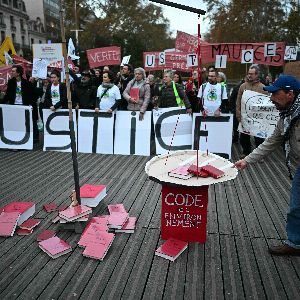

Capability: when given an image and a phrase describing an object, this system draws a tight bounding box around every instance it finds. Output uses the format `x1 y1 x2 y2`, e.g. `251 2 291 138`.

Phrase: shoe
268 244 300 256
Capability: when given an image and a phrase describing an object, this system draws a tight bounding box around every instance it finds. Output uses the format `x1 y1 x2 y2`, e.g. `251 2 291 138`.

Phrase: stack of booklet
16 218 41 236
58 205 92 224
80 184 107 207
1 202 35 225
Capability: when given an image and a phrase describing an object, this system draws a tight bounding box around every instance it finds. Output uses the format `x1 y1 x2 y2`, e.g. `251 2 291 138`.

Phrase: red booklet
1 202 35 225
130 88 139 102
188 165 209 177
78 223 111 247
59 205 92 222
107 204 127 214
37 229 56 242
82 232 115 260
0 212 20 237
16 228 33 236
19 218 41 230
43 203 58 212
108 212 129 229
39 236 72 259
115 217 136 233
201 165 225 179
168 165 193 180
155 238 188 262
80 184 107 208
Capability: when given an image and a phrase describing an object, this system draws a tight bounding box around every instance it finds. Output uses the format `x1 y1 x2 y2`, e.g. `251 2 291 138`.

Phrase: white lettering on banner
238 90 279 138
284 46 298 61
241 49 254 63
186 53 198 67
164 212 202 228
164 193 204 207
159 52 165 65
264 43 277 57
0 104 33 150
90 51 119 63
215 55 227 68
145 54 156 68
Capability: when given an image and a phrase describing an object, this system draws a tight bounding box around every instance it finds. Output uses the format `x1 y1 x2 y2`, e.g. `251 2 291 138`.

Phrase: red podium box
161 184 208 243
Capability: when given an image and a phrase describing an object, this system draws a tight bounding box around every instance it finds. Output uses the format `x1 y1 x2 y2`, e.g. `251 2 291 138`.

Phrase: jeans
240 133 264 155
286 167 300 249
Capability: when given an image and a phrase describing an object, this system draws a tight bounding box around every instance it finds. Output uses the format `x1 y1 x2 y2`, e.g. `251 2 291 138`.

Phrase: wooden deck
0 144 300 300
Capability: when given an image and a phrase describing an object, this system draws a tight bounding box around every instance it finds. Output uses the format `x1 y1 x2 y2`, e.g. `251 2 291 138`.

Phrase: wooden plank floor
0 143 300 300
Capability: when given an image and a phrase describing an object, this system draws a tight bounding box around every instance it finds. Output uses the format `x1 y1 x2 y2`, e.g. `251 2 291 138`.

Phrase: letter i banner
161 184 208 243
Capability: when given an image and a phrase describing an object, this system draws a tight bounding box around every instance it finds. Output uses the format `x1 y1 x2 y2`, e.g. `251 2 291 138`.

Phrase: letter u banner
161 184 209 243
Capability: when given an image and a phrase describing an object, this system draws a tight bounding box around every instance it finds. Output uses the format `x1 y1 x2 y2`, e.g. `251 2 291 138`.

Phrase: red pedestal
161 184 209 243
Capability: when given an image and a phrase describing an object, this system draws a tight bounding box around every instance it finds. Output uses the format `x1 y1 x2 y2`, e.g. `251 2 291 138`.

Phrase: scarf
279 93 300 179
101 82 114 89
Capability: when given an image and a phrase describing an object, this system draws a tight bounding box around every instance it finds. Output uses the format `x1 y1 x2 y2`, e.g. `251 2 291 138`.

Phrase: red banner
86 46 121 68
161 184 209 243
0 65 12 92
175 30 209 53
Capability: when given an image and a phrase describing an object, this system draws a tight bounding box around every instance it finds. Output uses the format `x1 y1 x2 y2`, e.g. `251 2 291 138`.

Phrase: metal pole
59 0 81 205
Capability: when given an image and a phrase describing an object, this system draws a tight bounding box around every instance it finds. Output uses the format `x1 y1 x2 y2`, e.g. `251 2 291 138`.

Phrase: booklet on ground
37 229 56 242
115 217 136 233
80 184 107 207
108 212 129 229
39 236 72 259
1 202 35 225
59 205 92 222
155 238 188 262
107 204 127 214
78 223 112 247
0 212 20 237
19 218 41 230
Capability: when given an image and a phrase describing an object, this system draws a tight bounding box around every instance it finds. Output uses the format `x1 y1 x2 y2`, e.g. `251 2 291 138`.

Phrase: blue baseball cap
263 75 300 93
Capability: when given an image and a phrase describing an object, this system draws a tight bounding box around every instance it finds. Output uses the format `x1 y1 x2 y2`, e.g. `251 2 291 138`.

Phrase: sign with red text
164 51 192 72
161 184 209 243
175 31 199 53
33 43 63 65
0 65 12 92
86 46 121 68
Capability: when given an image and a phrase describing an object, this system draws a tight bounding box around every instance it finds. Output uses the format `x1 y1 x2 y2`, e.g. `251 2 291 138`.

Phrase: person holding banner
234 75 300 256
123 67 150 120
95 70 121 113
157 70 192 114
44 70 67 111
186 69 199 113
236 65 268 158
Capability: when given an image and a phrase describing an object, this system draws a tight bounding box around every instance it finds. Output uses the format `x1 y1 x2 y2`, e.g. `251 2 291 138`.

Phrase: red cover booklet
168 165 193 180
80 184 107 207
0 212 20 237
115 217 136 233
78 223 111 247
130 88 139 102
107 204 127 214
59 205 92 222
155 238 188 262
201 165 225 179
16 228 33 236
188 165 209 177
37 229 56 242
108 212 129 229
19 218 41 230
39 236 72 259
1 202 35 225
43 203 58 212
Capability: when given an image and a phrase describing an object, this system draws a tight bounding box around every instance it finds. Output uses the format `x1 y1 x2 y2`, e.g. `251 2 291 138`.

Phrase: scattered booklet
16 228 33 236
43 203 58 212
155 238 188 262
1 202 35 225
37 229 56 242
108 212 129 229
0 212 20 237
107 204 127 214
188 165 209 177
129 88 139 102
115 217 136 233
82 231 115 260
78 223 111 247
80 184 107 208
39 236 72 259
59 215 89 224
201 165 225 179
59 205 92 222
168 165 193 180
19 218 41 230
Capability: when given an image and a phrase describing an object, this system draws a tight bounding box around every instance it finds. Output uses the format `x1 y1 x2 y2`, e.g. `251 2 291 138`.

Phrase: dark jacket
44 83 68 109
73 80 97 109
158 82 191 109
2 77 34 106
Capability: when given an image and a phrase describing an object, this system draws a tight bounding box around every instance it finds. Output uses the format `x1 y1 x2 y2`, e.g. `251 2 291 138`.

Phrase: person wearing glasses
44 70 67 111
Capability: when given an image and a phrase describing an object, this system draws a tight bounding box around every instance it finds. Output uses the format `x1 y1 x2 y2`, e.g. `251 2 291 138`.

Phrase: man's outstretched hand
234 159 248 170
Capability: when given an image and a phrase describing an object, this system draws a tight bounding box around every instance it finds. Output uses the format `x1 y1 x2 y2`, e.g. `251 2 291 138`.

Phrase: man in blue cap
235 75 300 256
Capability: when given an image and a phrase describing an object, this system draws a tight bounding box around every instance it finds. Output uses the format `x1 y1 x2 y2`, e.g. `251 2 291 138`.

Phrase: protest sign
0 65 12 92
33 43 63 65
175 31 199 53
153 108 193 155
159 52 166 65
121 55 131 66
192 113 233 159
114 111 152 156
32 59 48 79
241 49 254 64
164 52 192 72
215 55 227 68
264 43 277 57
86 46 121 68
77 110 114 154
0 104 33 150
143 52 164 71
238 90 279 138
186 53 198 67
145 54 156 68
284 46 298 61
43 109 76 152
